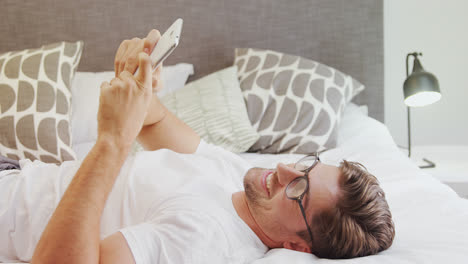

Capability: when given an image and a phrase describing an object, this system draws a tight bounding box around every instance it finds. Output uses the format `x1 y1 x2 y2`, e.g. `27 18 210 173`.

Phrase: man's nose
276 163 304 186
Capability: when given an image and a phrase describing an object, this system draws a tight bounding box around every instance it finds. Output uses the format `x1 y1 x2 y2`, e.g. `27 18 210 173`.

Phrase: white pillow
70 63 194 146
157 63 195 97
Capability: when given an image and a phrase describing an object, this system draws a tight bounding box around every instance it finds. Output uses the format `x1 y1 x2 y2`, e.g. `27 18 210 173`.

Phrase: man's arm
31 37 155 264
113 31 200 154
137 96 200 153
32 139 130 264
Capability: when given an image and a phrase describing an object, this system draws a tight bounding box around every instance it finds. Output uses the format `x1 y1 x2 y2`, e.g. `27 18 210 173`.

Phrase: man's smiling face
242 161 342 252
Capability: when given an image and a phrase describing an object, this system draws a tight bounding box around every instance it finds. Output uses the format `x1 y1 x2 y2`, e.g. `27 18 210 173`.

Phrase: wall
384 0 468 146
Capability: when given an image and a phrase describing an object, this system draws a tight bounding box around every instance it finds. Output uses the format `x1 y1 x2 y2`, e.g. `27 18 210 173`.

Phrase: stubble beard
244 168 268 212
245 180 261 208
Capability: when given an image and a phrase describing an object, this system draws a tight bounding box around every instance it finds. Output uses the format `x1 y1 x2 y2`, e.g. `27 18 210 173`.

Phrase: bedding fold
0 154 20 171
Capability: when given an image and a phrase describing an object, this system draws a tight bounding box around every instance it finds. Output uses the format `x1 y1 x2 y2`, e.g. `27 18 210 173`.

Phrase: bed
1 0 468 263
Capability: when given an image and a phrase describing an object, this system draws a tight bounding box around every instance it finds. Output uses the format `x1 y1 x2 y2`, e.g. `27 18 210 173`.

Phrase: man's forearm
142 96 167 126
32 138 129 264
137 95 200 154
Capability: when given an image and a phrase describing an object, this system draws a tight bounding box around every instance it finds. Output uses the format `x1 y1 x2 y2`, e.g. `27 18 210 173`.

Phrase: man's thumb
136 52 152 90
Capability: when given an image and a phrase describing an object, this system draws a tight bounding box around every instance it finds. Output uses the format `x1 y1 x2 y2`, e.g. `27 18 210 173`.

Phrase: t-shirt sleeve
119 197 229 264
194 139 212 155
120 223 161 264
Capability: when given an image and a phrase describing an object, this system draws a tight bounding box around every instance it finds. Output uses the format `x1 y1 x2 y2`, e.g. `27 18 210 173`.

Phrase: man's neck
232 191 281 248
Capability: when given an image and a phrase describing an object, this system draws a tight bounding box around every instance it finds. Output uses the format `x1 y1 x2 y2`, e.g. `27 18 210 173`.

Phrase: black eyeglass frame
286 153 320 245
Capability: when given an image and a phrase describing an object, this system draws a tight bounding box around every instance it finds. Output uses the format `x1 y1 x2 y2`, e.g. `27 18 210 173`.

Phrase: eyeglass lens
286 177 308 198
294 156 318 171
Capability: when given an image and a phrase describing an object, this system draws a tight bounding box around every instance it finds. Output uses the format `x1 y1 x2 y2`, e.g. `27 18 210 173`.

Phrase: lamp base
417 158 436 169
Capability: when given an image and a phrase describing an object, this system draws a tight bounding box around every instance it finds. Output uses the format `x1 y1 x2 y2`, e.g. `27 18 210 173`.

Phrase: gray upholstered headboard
0 0 384 122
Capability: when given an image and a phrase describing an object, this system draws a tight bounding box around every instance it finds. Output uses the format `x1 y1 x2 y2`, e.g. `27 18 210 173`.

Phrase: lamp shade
403 56 441 107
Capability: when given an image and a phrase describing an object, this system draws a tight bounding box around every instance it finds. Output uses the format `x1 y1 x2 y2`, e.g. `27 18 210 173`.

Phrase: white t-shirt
0 141 268 263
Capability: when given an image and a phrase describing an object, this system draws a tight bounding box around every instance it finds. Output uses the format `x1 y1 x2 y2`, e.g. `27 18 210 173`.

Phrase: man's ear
283 241 312 253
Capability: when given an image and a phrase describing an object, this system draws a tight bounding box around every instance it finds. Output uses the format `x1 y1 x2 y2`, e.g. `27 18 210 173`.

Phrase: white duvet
238 104 468 263
10 104 467 264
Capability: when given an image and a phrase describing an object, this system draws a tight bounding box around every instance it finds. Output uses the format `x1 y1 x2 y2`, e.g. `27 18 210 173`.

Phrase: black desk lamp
404 52 441 168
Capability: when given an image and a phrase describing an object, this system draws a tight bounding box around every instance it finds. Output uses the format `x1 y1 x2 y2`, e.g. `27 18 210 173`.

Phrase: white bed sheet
15 104 467 264
238 104 468 263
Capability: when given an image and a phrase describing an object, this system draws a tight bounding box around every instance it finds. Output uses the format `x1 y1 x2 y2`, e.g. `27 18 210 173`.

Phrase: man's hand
114 29 163 93
114 29 167 127
110 30 201 154
98 52 153 151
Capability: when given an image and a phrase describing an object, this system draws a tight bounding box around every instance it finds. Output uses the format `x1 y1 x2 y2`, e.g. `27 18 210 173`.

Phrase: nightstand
409 145 468 199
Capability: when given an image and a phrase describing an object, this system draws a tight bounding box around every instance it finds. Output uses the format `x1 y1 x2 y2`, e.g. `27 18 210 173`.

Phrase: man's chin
244 168 268 209
244 180 258 203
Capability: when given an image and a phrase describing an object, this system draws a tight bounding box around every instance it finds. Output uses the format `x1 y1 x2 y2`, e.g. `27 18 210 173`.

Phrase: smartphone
134 18 183 75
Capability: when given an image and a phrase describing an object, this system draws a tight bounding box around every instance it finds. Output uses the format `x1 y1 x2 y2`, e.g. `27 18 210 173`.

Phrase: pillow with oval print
234 48 365 154
0 41 83 164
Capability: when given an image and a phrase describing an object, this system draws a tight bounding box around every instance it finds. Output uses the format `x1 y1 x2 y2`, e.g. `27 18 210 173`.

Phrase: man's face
243 161 341 250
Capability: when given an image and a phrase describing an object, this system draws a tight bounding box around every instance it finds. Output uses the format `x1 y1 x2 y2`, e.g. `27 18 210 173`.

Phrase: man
0 29 394 263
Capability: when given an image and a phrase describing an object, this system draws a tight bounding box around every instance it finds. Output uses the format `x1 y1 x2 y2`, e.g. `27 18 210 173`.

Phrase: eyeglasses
285 153 320 244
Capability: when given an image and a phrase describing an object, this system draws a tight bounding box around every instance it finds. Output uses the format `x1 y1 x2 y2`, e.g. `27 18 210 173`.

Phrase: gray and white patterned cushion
234 48 365 154
0 41 83 163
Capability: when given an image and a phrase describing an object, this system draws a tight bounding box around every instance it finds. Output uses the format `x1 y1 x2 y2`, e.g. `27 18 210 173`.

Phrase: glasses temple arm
298 200 314 245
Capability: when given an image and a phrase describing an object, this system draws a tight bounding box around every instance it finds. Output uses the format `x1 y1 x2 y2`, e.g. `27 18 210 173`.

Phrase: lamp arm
405 52 419 158
407 107 411 157
406 52 422 76
406 53 411 77
405 53 412 157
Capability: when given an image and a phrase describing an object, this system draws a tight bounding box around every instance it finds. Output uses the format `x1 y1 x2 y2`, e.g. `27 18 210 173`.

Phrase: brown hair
298 160 395 259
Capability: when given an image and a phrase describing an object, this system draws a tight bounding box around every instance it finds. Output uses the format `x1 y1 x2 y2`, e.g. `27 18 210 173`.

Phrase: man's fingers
153 64 162 77
123 41 144 74
152 77 164 93
152 77 158 92
99 82 111 106
119 71 137 90
110 77 125 89
118 38 140 75
136 52 152 92
100 81 111 91
115 30 159 77
143 29 160 54
114 40 129 77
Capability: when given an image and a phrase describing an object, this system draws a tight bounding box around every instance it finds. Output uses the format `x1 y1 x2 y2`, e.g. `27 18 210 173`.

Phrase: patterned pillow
234 48 365 154
160 66 259 153
0 41 83 163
